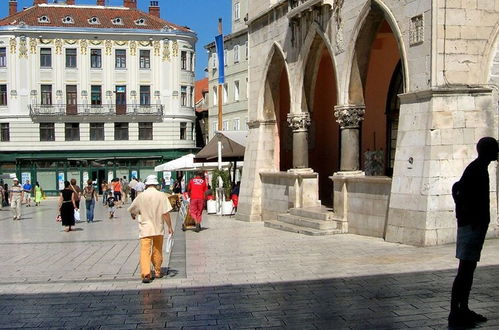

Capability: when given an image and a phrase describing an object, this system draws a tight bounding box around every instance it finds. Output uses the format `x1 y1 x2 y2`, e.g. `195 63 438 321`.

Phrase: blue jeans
85 199 95 222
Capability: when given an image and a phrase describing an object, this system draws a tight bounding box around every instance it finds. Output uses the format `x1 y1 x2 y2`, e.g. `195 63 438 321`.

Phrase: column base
287 168 314 174
332 170 365 177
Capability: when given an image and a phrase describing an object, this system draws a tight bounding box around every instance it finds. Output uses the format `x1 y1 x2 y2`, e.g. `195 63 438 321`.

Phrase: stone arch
483 23 499 86
299 26 340 205
346 0 409 105
260 43 293 171
346 0 407 176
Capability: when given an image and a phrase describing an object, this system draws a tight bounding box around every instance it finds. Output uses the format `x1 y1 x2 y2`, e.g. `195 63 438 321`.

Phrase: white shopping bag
165 233 174 253
74 209 80 222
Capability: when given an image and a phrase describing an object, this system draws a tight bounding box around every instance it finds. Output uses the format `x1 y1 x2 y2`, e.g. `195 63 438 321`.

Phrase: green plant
211 169 231 200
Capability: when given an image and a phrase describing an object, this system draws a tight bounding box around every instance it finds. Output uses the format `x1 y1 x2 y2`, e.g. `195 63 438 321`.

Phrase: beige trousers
11 197 22 219
139 235 164 278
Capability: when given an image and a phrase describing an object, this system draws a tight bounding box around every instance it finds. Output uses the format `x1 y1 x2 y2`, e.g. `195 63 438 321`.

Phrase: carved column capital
334 105 365 129
287 112 311 132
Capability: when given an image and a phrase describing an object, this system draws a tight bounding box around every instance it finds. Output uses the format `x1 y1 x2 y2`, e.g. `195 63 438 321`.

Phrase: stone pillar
334 105 365 171
287 112 311 170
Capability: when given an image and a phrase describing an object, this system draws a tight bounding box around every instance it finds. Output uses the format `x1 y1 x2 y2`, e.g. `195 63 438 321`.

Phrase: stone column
334 105 365 172
287 112 311 170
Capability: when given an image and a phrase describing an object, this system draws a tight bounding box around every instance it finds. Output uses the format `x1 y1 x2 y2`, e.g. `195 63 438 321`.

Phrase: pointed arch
345 0 409 104
483 22 499 85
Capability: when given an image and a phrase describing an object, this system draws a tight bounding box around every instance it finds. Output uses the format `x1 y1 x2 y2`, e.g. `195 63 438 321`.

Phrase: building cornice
204 27 248 50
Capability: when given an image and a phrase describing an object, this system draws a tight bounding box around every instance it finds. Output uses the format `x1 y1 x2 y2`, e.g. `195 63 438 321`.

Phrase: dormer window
135 18 146 26
62 16 74 24
38 16 50 24
112 17 123 25
88 17 100 25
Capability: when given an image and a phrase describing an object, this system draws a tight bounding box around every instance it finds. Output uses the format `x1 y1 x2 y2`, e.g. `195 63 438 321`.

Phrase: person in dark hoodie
449 137 498 327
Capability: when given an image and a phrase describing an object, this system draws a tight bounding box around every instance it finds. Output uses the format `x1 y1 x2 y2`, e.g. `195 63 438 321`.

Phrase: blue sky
0 0 231 80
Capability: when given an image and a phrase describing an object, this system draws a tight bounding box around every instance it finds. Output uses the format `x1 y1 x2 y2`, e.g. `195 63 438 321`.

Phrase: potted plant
211 169 234 215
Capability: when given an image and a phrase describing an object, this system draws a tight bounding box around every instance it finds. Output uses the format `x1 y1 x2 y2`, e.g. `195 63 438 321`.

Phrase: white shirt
127 186 172 238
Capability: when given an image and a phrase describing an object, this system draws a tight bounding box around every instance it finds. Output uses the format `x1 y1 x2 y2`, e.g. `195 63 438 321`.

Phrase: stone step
289 206 334 221
264 220 343 236
277 213 337 230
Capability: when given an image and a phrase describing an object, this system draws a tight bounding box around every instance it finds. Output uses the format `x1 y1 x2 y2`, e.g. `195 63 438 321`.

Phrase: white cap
144 175 159 186
13 177 19 181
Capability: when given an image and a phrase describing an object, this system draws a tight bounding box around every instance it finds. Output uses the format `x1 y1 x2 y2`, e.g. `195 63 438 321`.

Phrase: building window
212 122 217 135
90 49 102 68
224 49 228 66
222 120 229 131
212 53 217 69
115 49 126 69
189 52 194 71
139 122 153 140
233 118 240 131
41 85 52 105
234 80 240 102
0 85 7 105
62 16 74 24
65 49 77 68
91 85 102 105
139 50 150 69
0 123 9 142
65 123 80 141
180 86 187 106
234 45 239 63
0 48 6 67
88 16 100 25
89 123 104 141
40 48 52 68
140 86 150 105
188 86 193 107
213 86 218 106
223 83 228 104
181 51 187 70
40 123 55 141
234 2 240 20
114 122 128 140
180 122 187 140
245 41 249 60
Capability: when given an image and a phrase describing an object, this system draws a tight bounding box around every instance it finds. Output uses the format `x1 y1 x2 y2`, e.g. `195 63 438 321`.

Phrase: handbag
165 233 174 253
74 209 80 222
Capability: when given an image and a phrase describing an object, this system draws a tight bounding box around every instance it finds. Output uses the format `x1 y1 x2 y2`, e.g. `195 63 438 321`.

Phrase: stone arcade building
236 0 499 246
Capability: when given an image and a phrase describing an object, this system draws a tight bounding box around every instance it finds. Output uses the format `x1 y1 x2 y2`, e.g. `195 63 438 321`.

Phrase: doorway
66 85 77 115
115 85 126 115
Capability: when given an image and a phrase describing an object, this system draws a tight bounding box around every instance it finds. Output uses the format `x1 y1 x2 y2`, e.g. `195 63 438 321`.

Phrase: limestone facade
237 0 499 246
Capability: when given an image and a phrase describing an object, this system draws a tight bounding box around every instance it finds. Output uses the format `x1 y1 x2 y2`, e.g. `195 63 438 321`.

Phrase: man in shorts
23 180 32 207
449 137 498 327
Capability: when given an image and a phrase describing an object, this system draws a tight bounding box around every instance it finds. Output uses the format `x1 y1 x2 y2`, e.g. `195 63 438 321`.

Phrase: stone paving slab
1 200 499 328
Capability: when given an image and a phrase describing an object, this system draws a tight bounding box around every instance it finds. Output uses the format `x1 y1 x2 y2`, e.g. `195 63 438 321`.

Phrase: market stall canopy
154 153 243 172
194 130 247 162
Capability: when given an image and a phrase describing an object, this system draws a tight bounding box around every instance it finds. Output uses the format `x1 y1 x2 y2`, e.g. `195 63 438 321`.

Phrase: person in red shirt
187 171 207 232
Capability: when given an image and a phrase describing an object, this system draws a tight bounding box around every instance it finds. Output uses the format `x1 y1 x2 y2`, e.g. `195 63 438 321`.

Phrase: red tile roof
195 78 209 104
0 4 192 32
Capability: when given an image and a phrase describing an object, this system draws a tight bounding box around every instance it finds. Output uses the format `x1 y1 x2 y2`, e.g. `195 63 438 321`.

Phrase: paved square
1 199 499 328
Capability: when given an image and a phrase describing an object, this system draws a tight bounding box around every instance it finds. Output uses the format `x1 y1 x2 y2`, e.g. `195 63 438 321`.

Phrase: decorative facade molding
19 37 27 58
54 39 62 54
247 119 276 129
105 40 112 55
80 39 88 55
9 38 16 54
172 41 179 57
287 112 311 132
334 105 365 128
153 40 160 56
162 40 170 61
129 40 137 56
29 38 37 54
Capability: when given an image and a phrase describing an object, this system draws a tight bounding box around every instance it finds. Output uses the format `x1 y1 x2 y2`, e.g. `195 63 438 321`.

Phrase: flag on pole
215 34 225 84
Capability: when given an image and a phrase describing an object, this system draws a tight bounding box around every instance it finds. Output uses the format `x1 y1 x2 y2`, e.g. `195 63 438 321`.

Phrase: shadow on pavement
1 265 498 328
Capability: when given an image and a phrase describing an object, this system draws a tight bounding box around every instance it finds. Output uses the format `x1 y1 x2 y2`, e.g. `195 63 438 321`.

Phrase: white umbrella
154 154 196 172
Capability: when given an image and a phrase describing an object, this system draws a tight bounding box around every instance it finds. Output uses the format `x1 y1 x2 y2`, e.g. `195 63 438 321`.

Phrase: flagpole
217 18 223 170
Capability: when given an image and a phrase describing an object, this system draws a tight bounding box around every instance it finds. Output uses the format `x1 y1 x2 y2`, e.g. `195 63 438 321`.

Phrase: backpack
83 187 94 201
451 181 462 204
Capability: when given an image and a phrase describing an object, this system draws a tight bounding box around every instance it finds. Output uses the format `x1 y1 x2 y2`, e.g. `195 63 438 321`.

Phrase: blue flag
215 34 225 84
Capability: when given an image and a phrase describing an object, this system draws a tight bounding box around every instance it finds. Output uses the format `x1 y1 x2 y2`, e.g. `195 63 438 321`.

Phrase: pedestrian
3 183 9 207
69 178 82 210
23 179 32 207
127 175 173 284
9 178 23 220
107 194 116 219
58 181 77 232
187 171 207 233
82 179 98 223
34 182 43 206
172 178 182 194
129 177 138 201
121 176 129 204
112 178 122 208
0 181 4 210
135 178 145 196
101 180 109 205
448 137 499 327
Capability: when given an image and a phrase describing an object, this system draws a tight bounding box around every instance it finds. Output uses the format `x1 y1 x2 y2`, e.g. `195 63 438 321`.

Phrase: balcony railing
29 104 164 122
288 0 331 19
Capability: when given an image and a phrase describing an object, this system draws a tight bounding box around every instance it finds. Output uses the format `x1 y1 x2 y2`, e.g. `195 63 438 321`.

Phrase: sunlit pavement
1 199 499 329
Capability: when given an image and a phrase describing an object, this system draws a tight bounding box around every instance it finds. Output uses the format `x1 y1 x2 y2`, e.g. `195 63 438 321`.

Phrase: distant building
0 0 197 194
205 0 248 137
194 77 208 147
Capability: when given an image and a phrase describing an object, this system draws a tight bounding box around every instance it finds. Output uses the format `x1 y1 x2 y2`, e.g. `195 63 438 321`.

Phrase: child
107 195 116 219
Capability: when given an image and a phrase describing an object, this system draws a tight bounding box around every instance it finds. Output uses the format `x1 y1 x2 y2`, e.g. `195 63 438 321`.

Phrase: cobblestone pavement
1 199 499 329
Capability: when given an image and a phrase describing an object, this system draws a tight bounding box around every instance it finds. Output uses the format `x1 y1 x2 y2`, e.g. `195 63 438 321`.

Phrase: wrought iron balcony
29 104 164 123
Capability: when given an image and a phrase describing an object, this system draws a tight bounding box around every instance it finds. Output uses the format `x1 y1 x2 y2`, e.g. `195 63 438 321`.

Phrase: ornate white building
0 0 197 194
237 0 499 246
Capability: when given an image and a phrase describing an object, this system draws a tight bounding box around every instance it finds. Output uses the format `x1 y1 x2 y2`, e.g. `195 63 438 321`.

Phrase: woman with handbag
58 181 77 232
83 179 98 223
